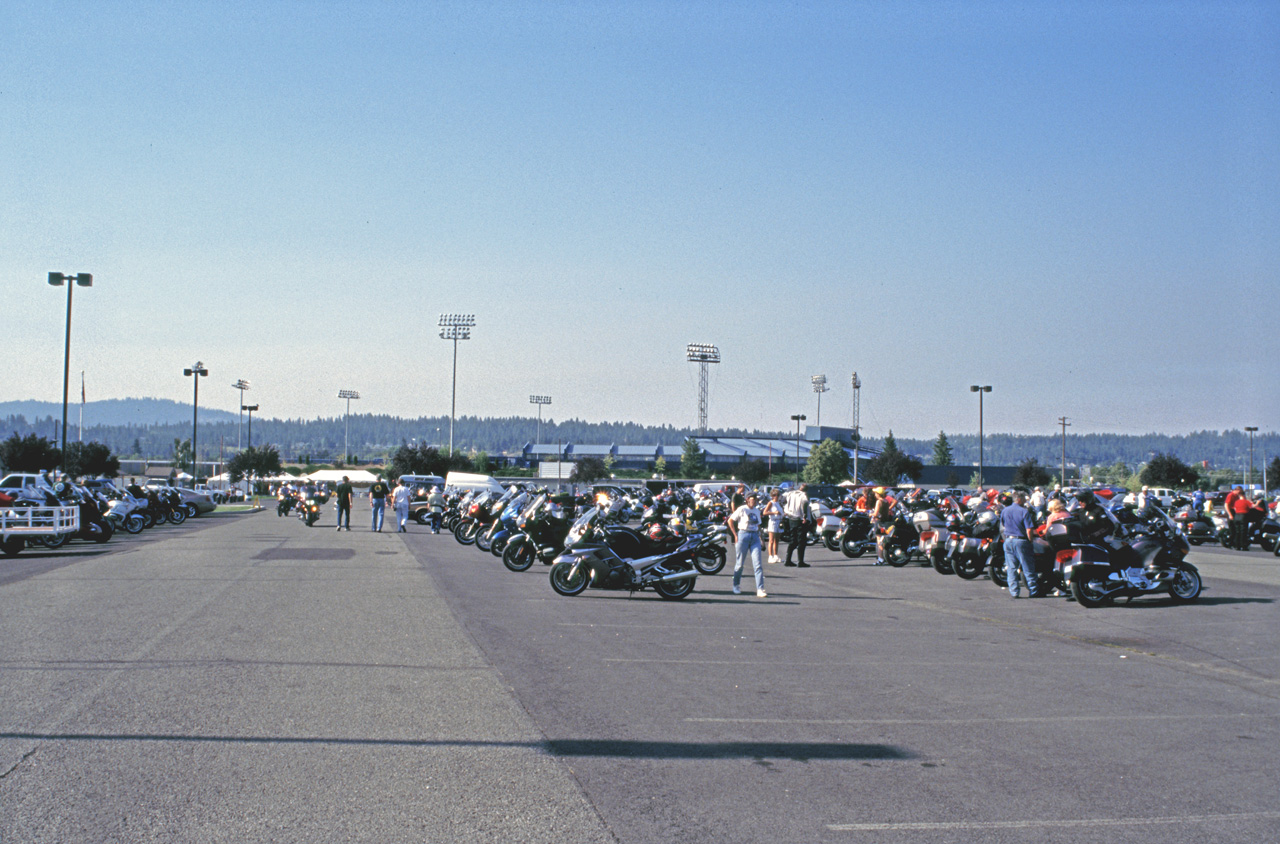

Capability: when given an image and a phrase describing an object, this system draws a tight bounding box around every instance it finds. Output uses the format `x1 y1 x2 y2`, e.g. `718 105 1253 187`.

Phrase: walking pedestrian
782 482 811 567
334 475 353 531
392 477 412 533
426 486 446 533
728 492 766 597
1001 490 1038 598
762 488 785 563
368 477 390 532
870 487 893 565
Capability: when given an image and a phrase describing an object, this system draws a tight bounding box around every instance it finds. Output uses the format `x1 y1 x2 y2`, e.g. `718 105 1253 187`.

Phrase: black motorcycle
833 506 874 559
502 494 572 571
548 510 702 600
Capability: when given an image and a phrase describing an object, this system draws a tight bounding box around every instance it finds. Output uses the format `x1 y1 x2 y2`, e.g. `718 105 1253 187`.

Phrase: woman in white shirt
727 493 767 598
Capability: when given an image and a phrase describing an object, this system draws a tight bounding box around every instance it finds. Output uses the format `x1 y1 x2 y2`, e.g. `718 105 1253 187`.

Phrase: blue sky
3 1 1277 440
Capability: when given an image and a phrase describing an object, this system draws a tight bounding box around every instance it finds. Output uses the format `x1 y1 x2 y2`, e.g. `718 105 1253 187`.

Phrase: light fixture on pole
183 362 208 485
439 314 475 455
970 385 992 489
1059 416 1071 487
1245 426 1258 488
850 372 862 484
686 343 720 435
338 390 359 464
48 272 93 469
243 404 259 450
811 374 829 430
790 414 807 483
530 395 552 447
232 379 250 450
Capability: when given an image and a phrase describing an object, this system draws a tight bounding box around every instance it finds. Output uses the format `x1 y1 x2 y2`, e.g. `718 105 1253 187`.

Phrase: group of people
328 477 446 533
724 483 820 598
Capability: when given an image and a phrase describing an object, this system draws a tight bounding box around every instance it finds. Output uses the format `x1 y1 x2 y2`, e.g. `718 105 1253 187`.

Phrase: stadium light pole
183 362 208 485
243 404 259 450
811 374 829 430
850 372 862 484
48 272 92 469
439 314 475 456
970 385 992 489
791 414 807 483
338 390 359 464
232 379 250 450
530 395 551 447
1245 426 1258 488
686 343 720 435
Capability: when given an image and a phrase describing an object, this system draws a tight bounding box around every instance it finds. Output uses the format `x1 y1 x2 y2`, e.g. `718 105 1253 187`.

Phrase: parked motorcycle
502 493 571 571
548 510 703 599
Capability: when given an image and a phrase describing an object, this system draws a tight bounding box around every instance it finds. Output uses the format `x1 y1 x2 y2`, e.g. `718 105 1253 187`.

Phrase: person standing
1223 486 1243 550
870 487 893 565
334 475 353 531
727 492 766 597
1030 486 1046 517
783 483 811 567
368 477 390 532
426 486 446 533
1001 490 1038 598
392 478 412 533
762 488 785 564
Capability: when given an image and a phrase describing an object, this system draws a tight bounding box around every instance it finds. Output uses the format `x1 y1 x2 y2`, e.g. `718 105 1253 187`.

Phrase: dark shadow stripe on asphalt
0 732 913 761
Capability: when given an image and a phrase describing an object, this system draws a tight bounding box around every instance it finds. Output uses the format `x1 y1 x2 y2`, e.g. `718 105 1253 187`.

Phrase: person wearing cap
727 492 767 597
334 475 353 531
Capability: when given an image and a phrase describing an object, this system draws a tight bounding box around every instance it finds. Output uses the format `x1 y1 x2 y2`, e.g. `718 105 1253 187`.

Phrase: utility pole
1058 416 1071 488
850 372 861 484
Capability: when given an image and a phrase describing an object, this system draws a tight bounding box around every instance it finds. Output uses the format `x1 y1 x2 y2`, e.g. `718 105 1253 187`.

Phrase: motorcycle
1057 499 1202 607
876 502 924 567
833 505 874 558
944 507 1001 580
502 493 572 571
297 494 322 526
548 509 703 599
1173 505 1217 546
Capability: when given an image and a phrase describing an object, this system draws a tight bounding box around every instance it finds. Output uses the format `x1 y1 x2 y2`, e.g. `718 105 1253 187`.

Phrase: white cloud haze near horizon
3 2 1277 440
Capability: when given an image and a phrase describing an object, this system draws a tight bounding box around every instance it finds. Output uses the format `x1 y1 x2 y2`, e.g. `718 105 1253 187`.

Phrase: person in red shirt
1223 487 1243 549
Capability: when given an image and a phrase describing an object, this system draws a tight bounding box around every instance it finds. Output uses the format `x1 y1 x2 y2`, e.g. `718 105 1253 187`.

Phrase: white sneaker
756 589 768 598
732 585 741 594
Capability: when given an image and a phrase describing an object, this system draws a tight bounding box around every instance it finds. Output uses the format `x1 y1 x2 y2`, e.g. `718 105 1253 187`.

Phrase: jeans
429 511 442 533
395 504 409 531
337 506 350 529
371 499 385 531
734 532 765 592
1004 537 1037 596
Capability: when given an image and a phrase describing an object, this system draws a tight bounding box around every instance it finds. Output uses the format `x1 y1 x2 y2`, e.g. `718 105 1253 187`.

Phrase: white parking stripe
689 713 1262 726
827 811 1280 831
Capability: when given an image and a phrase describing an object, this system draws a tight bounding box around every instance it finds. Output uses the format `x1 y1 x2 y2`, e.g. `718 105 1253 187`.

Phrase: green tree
932 431 953 466
227 445 284 486
1140 453 1200 489
63 441 121 478
471 451 490 473
1012 458 1052 489
0 433 61 473
572 456 608 483
1267 457 1280 490
735 457 770 485
863 431 923 485
679 438 707 478
653 456 667 476
171 438 193 474
803 438 850 484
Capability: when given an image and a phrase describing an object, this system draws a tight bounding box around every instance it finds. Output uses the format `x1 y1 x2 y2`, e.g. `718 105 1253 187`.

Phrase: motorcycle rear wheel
841 536 866 558
550 561 589 596
655 576 695 600
823 535 840 552
503 541 535 572
169 508 187 525
1167 564 1202 602
953 556 985 580
185 503 199 519
90 521 114 543
693 546 726 575
1070 579 1110 608
931 552 953 575
886 546 909 568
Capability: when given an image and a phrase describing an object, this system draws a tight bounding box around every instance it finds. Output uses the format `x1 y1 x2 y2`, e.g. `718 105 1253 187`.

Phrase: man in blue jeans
368 478 390 532
728 492 767 598
1001 490 1038 598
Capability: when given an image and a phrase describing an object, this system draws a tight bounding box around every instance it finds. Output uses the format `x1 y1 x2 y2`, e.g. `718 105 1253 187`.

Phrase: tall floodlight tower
530 395 552 447
338 390 360 464
232 380 250 450
850 372 862 483
811 374 829 430
439 314 475 456
686 343 720 435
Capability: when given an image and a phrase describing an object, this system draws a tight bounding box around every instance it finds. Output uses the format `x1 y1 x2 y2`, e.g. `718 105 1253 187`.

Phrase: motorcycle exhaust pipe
659 569 698 582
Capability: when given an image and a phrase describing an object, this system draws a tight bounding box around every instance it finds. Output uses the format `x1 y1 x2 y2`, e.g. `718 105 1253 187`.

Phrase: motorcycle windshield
520 493 548 522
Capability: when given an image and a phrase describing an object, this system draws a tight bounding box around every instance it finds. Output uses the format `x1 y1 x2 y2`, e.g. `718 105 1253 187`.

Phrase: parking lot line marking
827 811 1280 831
690 713 1262 726
604 659 956 666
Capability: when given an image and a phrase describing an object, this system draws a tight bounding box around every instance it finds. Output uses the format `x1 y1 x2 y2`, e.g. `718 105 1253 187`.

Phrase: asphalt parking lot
2 508 1277 843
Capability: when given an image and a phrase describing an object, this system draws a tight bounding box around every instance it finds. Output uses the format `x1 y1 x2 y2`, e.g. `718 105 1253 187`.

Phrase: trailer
0 504 80 556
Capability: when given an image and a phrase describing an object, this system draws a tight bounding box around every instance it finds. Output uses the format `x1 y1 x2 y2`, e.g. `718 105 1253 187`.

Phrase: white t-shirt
731 505 762 533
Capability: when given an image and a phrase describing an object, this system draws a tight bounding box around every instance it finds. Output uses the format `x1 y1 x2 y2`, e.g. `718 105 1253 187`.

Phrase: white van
397 474 445 493
444 472 506 496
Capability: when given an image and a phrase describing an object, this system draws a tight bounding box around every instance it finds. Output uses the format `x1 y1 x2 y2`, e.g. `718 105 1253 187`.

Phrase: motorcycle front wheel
550 561 589 596
124 513 145 534
841 536 866 558
693 546 726 575
503 541 535 572
655 576 695 600
185 503 198 519
475 529 493 553
491 535 509 556
886 546 909 568
169 508 187 525
931 552 953 575
823 534 840 552
455 520 479 545
953 555 985 580
90 520 114 543
1168 564 1202 602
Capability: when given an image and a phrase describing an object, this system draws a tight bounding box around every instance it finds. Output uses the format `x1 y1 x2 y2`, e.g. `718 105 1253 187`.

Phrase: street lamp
790 414 807 483
970 385 992 489
439 314 475 456
243 404 259 450
1245 426 1258 488
232 379 250 450
338 390 359 464
530 395 551 447
811 374 829 430
686 343 720 435
183 362 208 485
48 272 92 468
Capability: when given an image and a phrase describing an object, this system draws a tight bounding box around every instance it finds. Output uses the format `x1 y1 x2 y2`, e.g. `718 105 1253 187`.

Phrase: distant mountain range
0 398 238 427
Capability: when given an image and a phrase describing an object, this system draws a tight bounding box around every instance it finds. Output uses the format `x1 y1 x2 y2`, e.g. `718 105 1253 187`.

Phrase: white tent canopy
306 469 380 484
